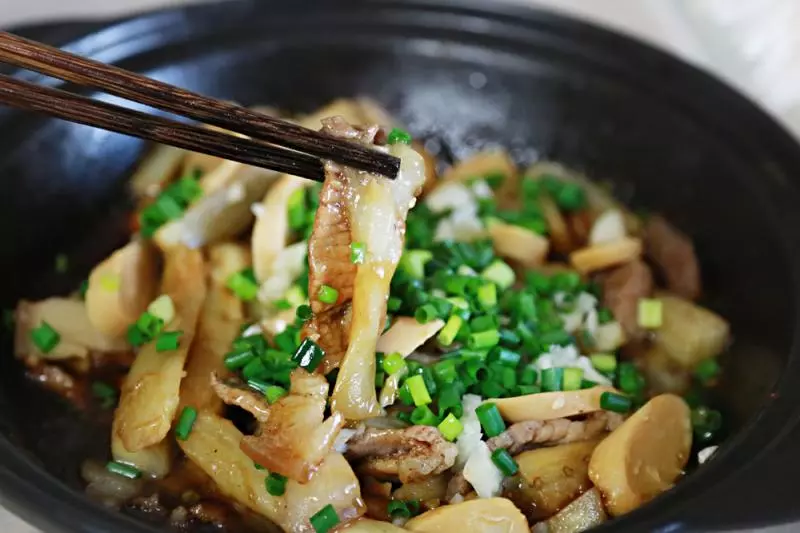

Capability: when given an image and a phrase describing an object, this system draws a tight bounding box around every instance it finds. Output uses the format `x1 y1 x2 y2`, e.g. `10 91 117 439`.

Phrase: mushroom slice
376 317 445 357
283 453 365 532
487 221 549 267
569 237 643 274
15 298 128 361
490 387 619 423
85 239 159 338
588 394 692 516
405 497 529 532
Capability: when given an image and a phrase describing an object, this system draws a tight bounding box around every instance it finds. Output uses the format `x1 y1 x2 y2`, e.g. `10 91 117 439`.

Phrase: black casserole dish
2 1 800 532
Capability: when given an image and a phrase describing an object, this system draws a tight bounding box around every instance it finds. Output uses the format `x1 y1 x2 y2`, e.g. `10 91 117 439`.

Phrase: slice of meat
345 426 458 483
601 260 653 339
644 215 701 300
212 370 344 483
445 472 472 501
303 117 426 420
486 411 624 455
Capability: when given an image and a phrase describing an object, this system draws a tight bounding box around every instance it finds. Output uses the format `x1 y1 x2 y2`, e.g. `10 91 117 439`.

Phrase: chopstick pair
0 32 400 182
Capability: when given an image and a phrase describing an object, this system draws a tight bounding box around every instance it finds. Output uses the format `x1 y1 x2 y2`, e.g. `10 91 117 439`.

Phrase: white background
0 1 793 532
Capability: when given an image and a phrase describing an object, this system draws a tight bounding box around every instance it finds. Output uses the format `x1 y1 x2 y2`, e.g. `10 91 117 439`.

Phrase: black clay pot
2 1 800 532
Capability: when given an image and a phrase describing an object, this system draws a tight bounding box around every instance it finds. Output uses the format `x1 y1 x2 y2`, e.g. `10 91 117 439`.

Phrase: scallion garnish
600 392 633 413
291 338 326 372
317 284 339 305
562 367 584 391
155 330 182 352
405 375 432 406
106 461 141 480
481 260 516 290
387 128 413 145
467 329 500 350
30 321 60 354
382 352 407 375
387 500 411 519
694 359 720 385
414 303 438 324
265 385 288 404
91 381 117 409
266 472 288 496
227 268 260 301
475 402 506 438
437 314 463 347
437 413 463 441
541 367 564 392
410 405 439 426
637 298 663 329
350 242 366 264
590 353 617 374
296 304 313 322
491 448 519 476
175 406 198 440
310 504 340 533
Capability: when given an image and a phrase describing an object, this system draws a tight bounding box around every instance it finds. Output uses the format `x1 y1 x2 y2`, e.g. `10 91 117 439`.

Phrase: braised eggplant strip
12 99 729 533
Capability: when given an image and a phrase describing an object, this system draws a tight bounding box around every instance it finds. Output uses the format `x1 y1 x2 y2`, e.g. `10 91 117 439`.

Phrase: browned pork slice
303 117 426 420
601 260 653 339
486 411 625 455
345 426 458 483
644 215 701 301
211 369 344 483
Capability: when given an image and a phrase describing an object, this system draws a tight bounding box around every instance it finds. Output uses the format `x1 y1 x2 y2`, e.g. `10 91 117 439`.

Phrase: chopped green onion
637 298 663 329
581 379 598 389
694 359 721 384
437 413 463 441
136 311 164 338
475 402 506 438
383 352 407 375
387 128 413 145
247 379 271 395
265 385 288 404
126 324 147 347
387 296 402 313
691 406 723 443
519 365 538 386
477 283 498 310
148 294 175 323
224 348 255 370
106 461 141 479
415 304 439 324
447 297 470 311
350 242 366 264
516 384 541 395
410 405 439 426
491 448 519 476
287 188 307 231
30 321 60 354
406 375 432 406
227 269 259 301
310 504 340 533
600 392 633 413
433 359 459 385
437 314 463 347
489 348 521 368
401 250 433 279
541 367 564 392
436 383 463 418
597 308 614 324
55 253 68 273
317 285 339 305
387 500 411 519
242 358 269 381
78 279 89 299
618 362 645 394
468 330 500 350
590 354 617 374
498 328 521 347
296 304 313 322
175 406 198 440
554 183 586 212
91 381 117 408
481 260 516 290
563 368 584 391
465 359 489 382
292 338 326 372
155 330 182 352
397 382 415 406
265 472 288 496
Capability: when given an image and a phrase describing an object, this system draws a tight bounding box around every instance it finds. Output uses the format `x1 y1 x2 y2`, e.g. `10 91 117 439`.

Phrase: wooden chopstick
0 73 328 181
0 31 401 180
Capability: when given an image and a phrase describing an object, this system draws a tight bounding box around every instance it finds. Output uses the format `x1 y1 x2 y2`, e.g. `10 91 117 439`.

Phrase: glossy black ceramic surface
2 1 800 532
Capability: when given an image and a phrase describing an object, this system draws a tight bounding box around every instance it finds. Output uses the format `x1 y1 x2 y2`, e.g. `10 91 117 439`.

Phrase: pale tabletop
0 0 789 532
